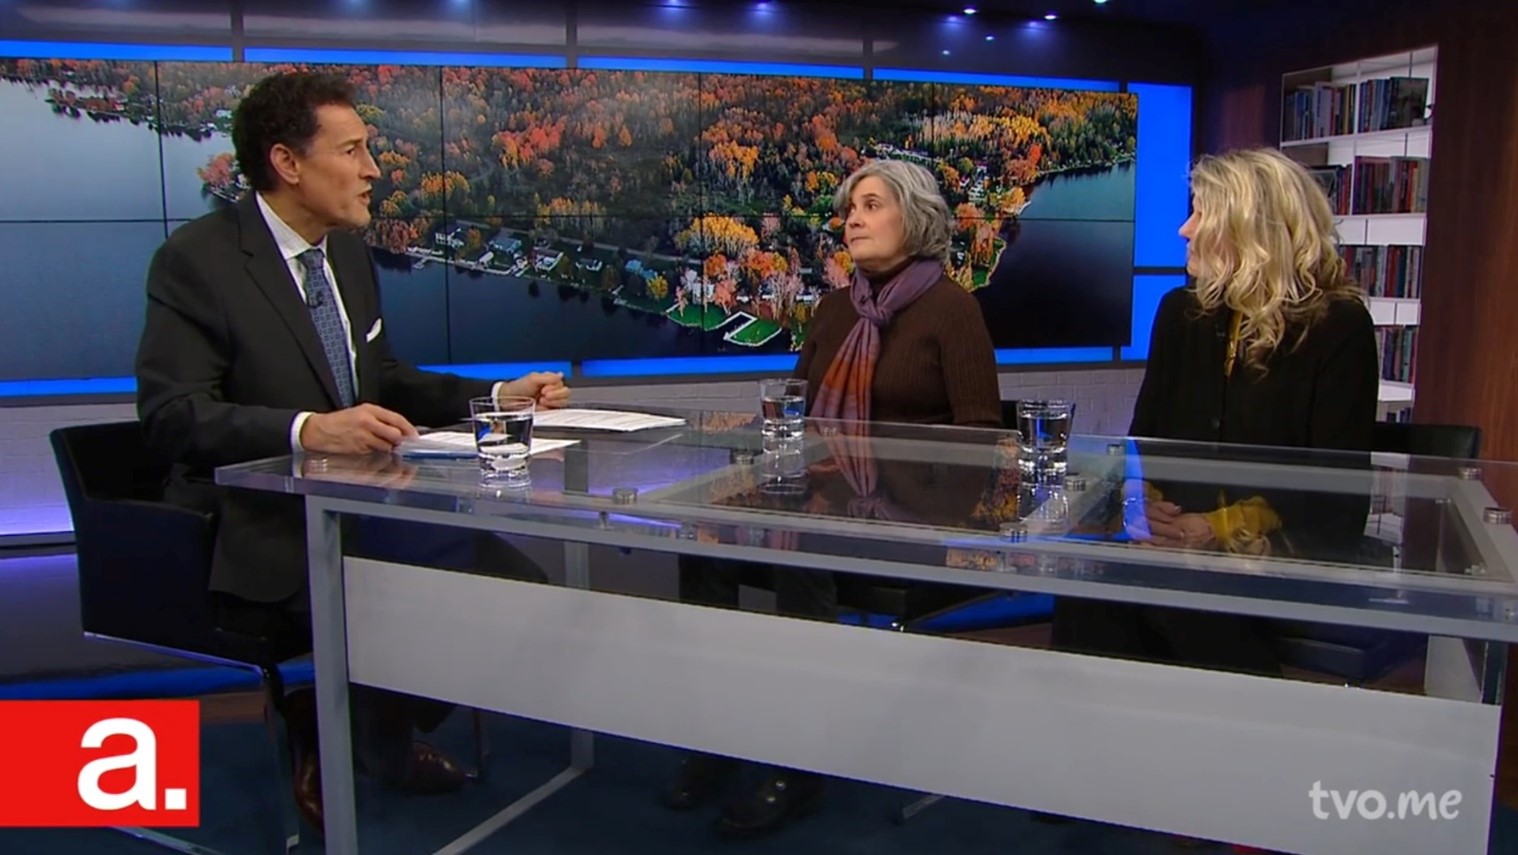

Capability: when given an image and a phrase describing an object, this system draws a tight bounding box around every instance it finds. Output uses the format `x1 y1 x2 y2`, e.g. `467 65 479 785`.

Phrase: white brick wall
0 368 1142 537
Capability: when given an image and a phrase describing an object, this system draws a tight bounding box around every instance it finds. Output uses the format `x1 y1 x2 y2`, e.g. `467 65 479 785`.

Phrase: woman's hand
1125 493 1218 550
1146 512 1218 550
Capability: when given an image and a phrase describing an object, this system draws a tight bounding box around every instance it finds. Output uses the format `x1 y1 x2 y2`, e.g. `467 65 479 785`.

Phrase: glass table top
217 408 1518 641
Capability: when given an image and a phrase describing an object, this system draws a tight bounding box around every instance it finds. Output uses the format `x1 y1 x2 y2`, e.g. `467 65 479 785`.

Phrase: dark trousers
216 518 546 781
678 554 838 621
1050 597 1283 678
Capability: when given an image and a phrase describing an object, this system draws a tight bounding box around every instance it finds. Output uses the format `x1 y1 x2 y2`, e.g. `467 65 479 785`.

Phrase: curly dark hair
232 71 356 192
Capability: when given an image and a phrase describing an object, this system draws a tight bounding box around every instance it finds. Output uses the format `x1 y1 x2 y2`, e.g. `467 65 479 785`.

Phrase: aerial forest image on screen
0 58 1138 364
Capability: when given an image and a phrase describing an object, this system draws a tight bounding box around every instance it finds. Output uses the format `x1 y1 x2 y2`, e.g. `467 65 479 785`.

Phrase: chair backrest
50 422 225 658
1000 400 1019 431
51 421 169 508
1370 421 1482 460
1272 419 1483 683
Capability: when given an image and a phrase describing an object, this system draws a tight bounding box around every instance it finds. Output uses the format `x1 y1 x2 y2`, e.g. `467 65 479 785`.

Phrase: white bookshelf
1378 379 1415 405
1281 45 1437 418
1331 212 1424 245
1366 296 1420 326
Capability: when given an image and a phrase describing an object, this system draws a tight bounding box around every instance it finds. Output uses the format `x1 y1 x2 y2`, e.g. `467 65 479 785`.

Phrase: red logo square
0 700 200 827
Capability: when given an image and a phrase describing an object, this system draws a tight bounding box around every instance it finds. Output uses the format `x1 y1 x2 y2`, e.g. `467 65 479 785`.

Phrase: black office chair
1370 421 1481 459
842 400 1045 638
868 402 1062 822
51 422 495 851
863 579 1055 824
51 421 302 855
1269 421 1483 682
837 577 1000 632
1001 399 1020 432
835 567 1046 824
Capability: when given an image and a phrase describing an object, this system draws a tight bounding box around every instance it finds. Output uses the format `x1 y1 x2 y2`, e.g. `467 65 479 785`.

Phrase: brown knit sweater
793 274 1003 428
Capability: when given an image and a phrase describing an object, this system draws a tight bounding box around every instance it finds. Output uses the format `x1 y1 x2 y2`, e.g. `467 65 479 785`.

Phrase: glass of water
1018 480 1070 536
759 378 808 445
1016 399 1074 481
758 444 808 496
470 395 535 485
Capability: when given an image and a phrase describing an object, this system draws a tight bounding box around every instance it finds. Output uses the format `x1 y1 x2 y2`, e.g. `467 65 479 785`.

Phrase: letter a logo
78 718 175 812
0 701 199 826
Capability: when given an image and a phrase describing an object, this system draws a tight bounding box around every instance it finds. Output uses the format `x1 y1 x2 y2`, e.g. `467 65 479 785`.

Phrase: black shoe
663 754 738 811
1031 811 1074 824
386 742 468 794
291 740 324 840
715 769 824 839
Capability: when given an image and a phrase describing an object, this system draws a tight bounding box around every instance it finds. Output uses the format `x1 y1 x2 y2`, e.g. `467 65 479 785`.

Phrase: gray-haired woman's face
844 175 908 275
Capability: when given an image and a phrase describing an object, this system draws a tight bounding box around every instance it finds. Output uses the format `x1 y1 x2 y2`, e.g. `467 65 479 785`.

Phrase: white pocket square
364 318 382 342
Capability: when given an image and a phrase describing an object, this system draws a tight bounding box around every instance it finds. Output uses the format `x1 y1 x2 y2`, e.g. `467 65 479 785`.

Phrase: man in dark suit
134 71 570 833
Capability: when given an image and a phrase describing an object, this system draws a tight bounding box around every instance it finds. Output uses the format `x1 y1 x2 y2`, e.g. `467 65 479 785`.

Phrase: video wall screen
0 55 1150 382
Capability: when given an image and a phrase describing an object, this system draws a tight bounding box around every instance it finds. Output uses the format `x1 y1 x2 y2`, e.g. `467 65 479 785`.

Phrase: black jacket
135 195 494 602
1129 285 1380 558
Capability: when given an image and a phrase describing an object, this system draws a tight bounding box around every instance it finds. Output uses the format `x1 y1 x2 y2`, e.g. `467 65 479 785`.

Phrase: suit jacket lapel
236 195 343 409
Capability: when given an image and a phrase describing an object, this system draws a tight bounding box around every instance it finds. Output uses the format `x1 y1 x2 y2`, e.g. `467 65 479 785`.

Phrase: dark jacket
1129 285 1380 558
135 195 493 602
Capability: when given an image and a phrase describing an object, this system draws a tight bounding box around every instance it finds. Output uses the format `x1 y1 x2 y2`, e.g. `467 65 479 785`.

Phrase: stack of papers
396 432 579 459
532 408 686 432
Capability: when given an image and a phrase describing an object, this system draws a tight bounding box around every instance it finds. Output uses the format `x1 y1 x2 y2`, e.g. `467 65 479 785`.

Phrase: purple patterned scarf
810 257 943 500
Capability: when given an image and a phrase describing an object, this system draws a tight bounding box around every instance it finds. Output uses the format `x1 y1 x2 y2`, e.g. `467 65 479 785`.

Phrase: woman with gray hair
663 159 1000 840
802 157 1000 426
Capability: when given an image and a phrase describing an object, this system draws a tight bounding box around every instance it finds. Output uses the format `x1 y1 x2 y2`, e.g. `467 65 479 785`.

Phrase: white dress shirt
253 194 505 452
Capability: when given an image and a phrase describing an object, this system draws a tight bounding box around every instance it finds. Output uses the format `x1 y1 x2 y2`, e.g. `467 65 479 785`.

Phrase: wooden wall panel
1416 34 1518 445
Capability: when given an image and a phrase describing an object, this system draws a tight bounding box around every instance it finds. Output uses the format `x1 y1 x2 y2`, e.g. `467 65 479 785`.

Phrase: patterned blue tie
297 248 356 408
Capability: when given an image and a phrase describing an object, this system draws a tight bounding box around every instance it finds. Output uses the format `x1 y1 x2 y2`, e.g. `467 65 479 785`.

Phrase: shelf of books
1281 45 1435 423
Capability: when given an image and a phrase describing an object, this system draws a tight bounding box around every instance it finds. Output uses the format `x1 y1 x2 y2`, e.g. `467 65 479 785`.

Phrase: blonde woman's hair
833 159 954 263
1186 147 1364 373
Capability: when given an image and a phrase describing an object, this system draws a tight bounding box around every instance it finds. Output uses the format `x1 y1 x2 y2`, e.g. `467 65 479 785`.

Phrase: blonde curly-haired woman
1047 146 1379 851
1055 146 1380 675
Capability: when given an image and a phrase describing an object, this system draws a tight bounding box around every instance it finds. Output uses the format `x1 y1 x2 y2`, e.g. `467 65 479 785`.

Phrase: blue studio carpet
2 707 1515 854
